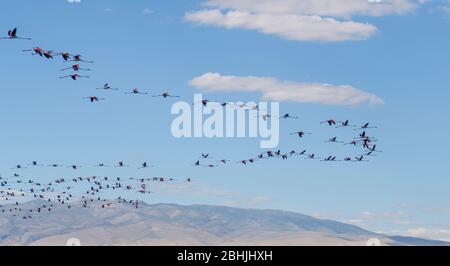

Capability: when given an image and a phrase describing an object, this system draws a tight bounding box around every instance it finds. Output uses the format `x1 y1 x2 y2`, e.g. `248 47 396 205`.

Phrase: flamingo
326 137 344 144
28 161 44 167
355 156 369 162
279 113 299 119
306 154 318 160
12 165 27 170
59 74 90 80
152 92 180 98
367 145 382 153
115 162 129 168
193 99 217 107
336 120 355 128
125 88 149 95
94 163 110 167
48 164 63 168
290 131 311 138
257 114 273 121
83 96 105 102
322 156 337 162
321 119 337 126
298 150 307 156
345 140 359 146
355 123 378 130
138 162 154 169
67 165 82 170
42 50 56 59
97 83 119 91
62 64 91 72
0 28 31 40
201 154 212 159
71 55 94 63
57 52 72 61
22 47 44 57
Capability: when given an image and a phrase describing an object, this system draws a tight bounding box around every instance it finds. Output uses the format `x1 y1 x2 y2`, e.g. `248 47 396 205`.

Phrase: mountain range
0 200 448 246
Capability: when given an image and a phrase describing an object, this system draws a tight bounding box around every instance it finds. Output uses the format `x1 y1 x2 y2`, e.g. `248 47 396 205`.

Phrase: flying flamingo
67 165 82 170
12 165 26 170
298 150 307 156
42 50 56 59
336 120 356 128
290 131 311 138
94 163 110 168
83 96 105 102
48 164 64 168
305 154 319 160
70 55 94 63
322 156 338 162
0 28 31 40
22 47 44 57
138 162 154 169
345 140 359 146
57 52 72 61
59 74 90 80
355 156 369 162
125 88 149 95
367 145 382 153
114 162 129 168
62 64 91 72
257 114 273 121
200 154 212 159
152 92 180 98
355 123 378 130
28 161 44 167
321 119 337 126
279 113 299 119
326 137 344 144
97 83 119 91
193 99 217 107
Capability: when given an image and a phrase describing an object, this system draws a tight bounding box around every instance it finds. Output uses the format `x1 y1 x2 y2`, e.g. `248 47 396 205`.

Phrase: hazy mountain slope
0 200 448 246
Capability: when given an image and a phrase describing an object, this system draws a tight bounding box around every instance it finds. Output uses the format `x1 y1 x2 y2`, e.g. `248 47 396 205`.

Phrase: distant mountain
0 200 448 246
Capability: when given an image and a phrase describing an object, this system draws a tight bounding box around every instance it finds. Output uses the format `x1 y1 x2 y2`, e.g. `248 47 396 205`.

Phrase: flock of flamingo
0 28 381 220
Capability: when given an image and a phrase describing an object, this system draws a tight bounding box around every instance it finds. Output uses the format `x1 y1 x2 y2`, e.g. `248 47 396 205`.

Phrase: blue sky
1 0 450 240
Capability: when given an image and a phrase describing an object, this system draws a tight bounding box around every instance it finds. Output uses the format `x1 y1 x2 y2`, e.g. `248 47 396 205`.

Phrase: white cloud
404 227 450 242
142 8 154 16
185 10 377 42
189 72 384 106
204 0 420 18
186 0 425 42
67 0 81 3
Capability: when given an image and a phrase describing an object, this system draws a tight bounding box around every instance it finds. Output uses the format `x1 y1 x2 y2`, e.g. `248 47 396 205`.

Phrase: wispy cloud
189 72 384 106
186 0 425 42
142 8 154 16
